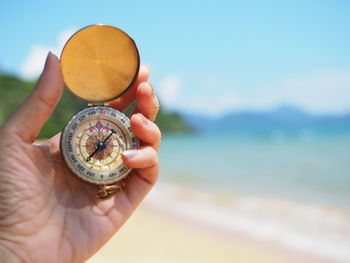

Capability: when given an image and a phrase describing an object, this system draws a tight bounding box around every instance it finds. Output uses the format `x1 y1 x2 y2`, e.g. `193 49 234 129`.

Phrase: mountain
182 106 350 132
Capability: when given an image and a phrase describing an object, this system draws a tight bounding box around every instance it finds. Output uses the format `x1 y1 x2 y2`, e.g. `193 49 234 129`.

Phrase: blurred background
1 1 350 263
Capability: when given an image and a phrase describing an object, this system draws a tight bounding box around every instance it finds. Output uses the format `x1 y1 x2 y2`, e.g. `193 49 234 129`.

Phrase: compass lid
60 25 140 102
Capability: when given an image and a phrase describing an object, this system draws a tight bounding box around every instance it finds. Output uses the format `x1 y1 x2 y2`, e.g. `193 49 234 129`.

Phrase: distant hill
182 106 350 133
0 73 190 138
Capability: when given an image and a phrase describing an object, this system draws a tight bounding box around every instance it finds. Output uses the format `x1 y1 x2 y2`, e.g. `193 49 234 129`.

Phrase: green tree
0 73 191 138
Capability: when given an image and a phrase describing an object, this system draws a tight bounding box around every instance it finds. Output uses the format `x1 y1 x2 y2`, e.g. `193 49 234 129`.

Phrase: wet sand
87 202 331 263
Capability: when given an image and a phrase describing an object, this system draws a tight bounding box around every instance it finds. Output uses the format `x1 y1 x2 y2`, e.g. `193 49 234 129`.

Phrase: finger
42 132 61 152
97 164 158 221
121 146 159 206
121 163 159 209
131 82 159 122
4 52 64 142
122 146 158 169
122 146 159 187
130 113 161 151
108 65 151 111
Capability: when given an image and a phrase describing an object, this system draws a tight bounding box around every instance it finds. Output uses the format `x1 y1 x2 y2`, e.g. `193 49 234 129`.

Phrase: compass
60 25 140 198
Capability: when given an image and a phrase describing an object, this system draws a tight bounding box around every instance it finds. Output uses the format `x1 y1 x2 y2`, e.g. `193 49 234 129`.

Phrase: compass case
60 25 140 102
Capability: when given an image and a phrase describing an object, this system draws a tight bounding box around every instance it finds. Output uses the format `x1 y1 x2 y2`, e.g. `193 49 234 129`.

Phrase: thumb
4 52 64 142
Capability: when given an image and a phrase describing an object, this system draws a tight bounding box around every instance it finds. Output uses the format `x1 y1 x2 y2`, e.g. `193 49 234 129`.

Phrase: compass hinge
88 102 108 107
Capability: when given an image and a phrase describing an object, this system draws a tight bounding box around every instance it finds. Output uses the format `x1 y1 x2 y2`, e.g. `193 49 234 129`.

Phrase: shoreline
141 204 336 263
146 183 350 262
88 204 333 263
142 204 339 263
88 183 349 263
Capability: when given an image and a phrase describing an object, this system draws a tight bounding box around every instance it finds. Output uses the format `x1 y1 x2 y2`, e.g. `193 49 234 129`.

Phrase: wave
145 183 350 262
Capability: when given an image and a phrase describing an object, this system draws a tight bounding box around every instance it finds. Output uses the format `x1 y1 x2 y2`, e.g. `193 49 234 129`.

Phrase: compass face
61 106 139 185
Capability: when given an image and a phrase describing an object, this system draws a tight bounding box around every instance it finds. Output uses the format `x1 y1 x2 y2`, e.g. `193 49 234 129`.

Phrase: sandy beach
87 196 336 263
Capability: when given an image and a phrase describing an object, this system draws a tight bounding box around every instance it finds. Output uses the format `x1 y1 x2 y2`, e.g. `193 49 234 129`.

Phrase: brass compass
60 25 140 198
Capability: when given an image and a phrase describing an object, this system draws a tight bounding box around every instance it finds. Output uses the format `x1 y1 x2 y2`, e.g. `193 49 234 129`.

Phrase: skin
0 53 161 263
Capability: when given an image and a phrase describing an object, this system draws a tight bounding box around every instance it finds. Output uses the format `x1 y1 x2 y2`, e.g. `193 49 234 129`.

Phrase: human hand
0 53 161 263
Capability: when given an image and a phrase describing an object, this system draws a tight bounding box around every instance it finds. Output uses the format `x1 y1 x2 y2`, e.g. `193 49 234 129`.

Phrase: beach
88 131 350 263
87 185 343 263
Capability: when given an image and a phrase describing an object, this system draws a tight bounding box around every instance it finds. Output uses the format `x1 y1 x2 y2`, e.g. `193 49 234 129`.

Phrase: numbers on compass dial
61 106 139 185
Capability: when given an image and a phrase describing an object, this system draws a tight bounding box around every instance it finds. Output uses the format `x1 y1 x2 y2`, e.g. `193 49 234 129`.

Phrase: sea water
159 130 350 206
149 130 350 262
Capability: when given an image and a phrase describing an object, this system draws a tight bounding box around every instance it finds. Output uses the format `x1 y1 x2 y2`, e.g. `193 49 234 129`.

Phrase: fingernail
122 150 138 160
143 65 152 76
141 82 155 96
140 82 152 94
44 52 53 70
139 114 151 126
150 83 155 96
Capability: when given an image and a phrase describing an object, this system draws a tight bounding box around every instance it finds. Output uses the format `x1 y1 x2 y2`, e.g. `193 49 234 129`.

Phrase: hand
0 53 161 263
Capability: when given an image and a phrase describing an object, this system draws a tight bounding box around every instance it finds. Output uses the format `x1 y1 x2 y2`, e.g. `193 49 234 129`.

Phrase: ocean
148 130 350 262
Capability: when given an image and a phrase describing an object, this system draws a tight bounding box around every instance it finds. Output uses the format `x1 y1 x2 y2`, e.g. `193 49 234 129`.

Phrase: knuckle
32 88 54 109
0 125 21 143
146 147 158 165
149 99 159 121
146 121 161 137
154 125 162 142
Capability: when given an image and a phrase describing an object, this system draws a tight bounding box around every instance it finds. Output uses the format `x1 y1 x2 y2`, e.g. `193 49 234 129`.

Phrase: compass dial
61 106 139 185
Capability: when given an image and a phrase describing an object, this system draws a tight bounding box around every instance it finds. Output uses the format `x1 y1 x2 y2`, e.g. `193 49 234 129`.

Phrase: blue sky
1 0 350 116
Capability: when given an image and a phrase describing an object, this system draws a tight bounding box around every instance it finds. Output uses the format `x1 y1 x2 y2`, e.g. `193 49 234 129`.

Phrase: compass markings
63 108 137 183
96 120 103 130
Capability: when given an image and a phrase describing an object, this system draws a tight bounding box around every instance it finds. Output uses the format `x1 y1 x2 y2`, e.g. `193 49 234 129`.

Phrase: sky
1 0 350 117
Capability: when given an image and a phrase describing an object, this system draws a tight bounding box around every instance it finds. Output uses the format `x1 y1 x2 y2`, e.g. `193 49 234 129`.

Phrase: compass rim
60 106 140 185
